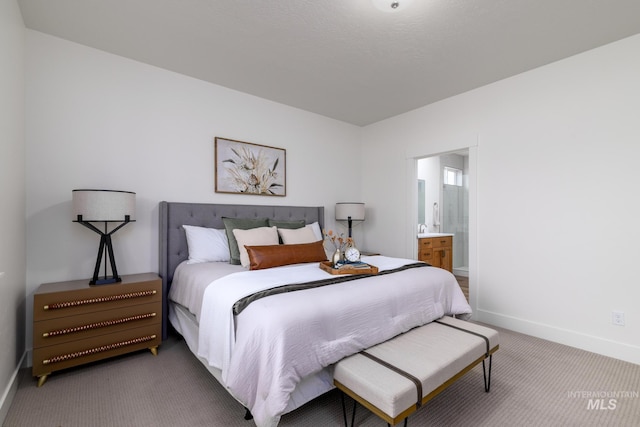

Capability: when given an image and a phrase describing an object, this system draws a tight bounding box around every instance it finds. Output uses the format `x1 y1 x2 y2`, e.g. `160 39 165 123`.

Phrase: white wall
24 31 362 353
362 34 640 364
0 0 26 422
20 18 640 379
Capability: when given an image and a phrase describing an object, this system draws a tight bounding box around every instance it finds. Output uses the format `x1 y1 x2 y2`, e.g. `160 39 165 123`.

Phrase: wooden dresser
32 273 162 386
418 235 453 272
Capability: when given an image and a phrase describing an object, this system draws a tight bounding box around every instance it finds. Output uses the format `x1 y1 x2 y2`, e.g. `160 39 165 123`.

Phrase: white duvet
190 256 471 427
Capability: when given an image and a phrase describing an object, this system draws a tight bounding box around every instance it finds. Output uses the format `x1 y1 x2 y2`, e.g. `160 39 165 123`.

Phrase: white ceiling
18 0 640 126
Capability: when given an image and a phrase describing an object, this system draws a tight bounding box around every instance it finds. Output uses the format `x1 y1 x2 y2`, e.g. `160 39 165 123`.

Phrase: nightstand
32 273 162 387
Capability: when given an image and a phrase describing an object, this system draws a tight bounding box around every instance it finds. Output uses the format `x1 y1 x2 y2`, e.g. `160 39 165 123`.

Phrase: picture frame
215 137 286 196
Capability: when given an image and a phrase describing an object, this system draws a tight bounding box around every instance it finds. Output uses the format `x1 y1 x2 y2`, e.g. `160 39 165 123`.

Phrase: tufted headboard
158 201 325 338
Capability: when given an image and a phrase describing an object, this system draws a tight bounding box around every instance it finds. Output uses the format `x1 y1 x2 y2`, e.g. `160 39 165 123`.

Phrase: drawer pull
43 312 157 338
42 335 157 365
43 290 157 311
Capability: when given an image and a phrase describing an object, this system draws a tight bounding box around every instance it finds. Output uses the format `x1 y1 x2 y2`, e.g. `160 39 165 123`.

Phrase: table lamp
72 189 136 285
335 202 365 238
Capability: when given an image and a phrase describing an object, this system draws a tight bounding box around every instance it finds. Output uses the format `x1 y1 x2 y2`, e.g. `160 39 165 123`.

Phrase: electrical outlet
612 311 625 326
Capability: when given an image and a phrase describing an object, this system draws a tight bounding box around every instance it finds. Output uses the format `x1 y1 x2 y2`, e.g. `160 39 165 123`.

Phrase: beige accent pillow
232 226 279 268
277 226 319 244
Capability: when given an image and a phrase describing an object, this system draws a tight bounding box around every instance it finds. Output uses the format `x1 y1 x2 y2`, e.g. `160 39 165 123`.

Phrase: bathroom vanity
417 233 453 272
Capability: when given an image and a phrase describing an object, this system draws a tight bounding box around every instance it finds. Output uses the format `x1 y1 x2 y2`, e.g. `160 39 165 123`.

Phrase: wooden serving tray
319 261 379 275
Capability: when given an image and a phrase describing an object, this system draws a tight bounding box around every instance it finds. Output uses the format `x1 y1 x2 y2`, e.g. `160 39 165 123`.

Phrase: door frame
406 144 478 313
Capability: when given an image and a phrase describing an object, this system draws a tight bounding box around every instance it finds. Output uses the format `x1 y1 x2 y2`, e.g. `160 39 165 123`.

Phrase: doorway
417 150 470 278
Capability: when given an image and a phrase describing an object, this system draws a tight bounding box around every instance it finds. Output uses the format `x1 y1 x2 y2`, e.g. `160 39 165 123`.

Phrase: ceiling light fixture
372 0 414 12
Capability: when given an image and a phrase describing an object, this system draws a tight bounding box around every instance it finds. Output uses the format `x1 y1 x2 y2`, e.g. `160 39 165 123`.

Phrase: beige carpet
5 324 639 427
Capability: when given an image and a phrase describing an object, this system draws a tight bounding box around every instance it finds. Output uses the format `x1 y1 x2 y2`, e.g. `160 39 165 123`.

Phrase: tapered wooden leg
37 374 49 387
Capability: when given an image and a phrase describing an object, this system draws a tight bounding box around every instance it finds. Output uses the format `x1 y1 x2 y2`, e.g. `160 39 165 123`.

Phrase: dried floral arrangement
323 229 353 252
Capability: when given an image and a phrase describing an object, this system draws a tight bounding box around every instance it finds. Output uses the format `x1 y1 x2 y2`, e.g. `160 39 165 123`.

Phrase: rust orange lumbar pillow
245 240 328 270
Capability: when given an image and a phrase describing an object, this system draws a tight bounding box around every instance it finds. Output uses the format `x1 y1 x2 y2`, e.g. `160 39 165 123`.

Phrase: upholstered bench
333 316 499 426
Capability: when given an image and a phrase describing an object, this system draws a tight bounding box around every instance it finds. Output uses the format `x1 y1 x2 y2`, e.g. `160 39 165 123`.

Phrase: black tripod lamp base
91 276 122 286
89 231 123 286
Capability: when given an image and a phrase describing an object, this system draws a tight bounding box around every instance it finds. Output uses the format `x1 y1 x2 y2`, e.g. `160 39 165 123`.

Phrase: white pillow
232 226 279 268
306 222 323 241
278 226 319 244
182 225 230 263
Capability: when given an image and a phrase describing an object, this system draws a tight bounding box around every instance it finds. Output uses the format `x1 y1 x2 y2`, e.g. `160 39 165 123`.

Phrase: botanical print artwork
215 137 286 196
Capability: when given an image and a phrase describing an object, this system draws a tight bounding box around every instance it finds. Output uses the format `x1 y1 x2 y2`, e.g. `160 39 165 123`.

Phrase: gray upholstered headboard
158 201 325 338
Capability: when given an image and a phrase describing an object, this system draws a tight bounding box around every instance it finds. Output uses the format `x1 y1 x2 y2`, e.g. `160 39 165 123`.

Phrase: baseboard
0 350 26 425
475 309 640 366
24 349 32 368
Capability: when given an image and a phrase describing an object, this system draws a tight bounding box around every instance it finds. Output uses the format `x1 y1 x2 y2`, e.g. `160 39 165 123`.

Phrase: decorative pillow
182 225 230 263
232 226 279 268
246 240 328 270
306 221 323 241
267 219 305 229
278 226 319 244
222 217 270 265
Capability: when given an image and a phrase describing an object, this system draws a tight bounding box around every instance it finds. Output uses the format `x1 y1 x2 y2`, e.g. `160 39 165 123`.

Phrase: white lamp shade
72 189 136 222
335 203 365 221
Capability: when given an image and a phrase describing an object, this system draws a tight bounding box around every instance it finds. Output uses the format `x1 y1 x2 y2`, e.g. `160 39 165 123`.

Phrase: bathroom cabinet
418 235 453 272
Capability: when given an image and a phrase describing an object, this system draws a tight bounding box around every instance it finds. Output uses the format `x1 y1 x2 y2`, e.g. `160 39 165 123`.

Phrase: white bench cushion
333 316 499 419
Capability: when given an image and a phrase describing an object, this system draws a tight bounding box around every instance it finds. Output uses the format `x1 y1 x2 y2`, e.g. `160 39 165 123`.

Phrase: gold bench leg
149 346 158 356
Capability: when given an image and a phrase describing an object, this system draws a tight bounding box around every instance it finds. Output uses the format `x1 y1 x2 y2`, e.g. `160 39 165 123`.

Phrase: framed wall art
215 137 286 196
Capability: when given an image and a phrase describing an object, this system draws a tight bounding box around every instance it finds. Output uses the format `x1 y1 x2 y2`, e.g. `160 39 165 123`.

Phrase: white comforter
193 256 471 427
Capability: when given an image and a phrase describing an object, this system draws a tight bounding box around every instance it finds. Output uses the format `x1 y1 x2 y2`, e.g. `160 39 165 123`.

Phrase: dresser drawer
33 301 160 348
418 248 433 262
33 324 161 377
34 274 161 322
418 238 433 249
432 236 452 248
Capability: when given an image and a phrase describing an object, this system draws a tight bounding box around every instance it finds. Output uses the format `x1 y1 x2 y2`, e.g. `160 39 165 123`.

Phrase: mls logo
587 398 617 410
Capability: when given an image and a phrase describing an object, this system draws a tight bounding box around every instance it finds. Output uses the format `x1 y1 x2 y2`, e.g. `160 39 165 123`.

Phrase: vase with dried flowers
323 229 353 267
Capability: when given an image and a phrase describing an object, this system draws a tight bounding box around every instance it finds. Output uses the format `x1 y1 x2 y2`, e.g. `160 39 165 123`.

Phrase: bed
158 201 472 427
